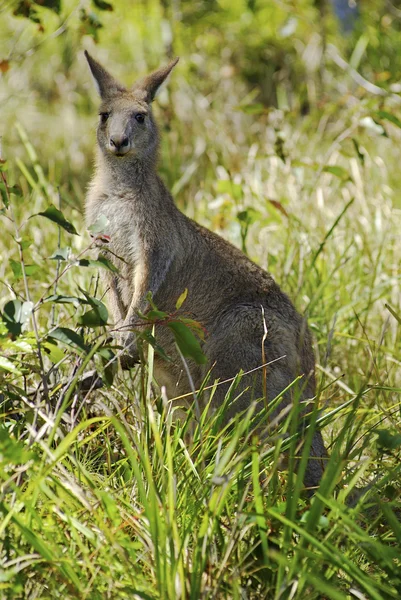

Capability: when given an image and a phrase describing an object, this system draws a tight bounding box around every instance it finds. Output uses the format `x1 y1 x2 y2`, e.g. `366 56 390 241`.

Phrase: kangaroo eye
135 113 145 124
99 112 110 124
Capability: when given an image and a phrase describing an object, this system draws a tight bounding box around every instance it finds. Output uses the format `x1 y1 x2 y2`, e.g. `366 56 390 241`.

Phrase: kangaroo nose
109 135 130 154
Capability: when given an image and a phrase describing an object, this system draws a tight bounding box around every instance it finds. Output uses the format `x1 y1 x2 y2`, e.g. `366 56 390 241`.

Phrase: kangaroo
84 51 327 490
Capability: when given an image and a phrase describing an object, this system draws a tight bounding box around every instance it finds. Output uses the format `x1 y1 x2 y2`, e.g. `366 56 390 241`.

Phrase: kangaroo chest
88 194 142 259
87 194 145 309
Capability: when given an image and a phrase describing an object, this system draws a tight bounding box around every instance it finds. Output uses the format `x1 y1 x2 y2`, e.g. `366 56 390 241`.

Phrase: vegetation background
0 0 401 598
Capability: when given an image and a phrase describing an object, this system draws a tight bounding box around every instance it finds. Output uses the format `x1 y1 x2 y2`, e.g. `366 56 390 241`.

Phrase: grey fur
84 52 328 491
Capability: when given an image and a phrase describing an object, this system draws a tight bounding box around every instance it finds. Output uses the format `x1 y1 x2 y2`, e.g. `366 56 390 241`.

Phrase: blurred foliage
2 0 401 190
0 2 401 597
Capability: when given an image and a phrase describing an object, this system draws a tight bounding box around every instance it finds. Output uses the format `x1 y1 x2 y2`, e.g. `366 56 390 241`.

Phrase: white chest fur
86 191 142 267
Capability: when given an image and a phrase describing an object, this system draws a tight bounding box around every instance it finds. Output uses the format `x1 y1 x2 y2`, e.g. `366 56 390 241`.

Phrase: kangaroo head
85 51 178 161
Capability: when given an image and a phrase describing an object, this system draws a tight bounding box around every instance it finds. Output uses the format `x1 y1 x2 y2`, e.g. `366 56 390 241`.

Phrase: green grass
1 1 401 598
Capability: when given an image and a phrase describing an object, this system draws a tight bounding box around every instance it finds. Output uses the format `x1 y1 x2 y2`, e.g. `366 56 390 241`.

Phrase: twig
327 43 401 103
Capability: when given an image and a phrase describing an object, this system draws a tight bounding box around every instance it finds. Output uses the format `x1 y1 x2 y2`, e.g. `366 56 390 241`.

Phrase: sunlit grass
0 1 401 598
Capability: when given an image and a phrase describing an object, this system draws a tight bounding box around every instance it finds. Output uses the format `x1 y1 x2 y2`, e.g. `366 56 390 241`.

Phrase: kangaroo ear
134 58 179 103
84 51 125 99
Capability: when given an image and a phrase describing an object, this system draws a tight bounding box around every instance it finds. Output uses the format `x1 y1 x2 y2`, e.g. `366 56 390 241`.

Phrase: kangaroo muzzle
109 134 131 156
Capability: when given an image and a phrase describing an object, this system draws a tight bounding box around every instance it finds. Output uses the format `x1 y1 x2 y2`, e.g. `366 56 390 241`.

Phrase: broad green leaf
43 294 86 306
78 304 108 327
42 340 66 364
97 491 121 526
146 309 169 321
0 426 32 462
10 259 41 279
167 321 206 364
2 300 33 337
0 182 20 208
8 185 22 197
49 247 70 261
97 347 117 386
178 317 205 340
96 254 119 273
48 327 88 353
77 257 117 272
33 205 78 235
75 288 108 326
88 213 110 234
376 428 401 451
237 207 261 225
139 328 170 362
20 239 32 250
77 287 108 312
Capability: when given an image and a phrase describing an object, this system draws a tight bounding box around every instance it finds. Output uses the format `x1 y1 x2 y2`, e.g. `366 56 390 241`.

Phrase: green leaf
33 205 79 235
97 348 117 386
93 0 113 11
138 328 171 362
48 327 88 353
75 288 108 326
20 239 32 250
0 182 9 207
42 340 66 364
178 317 205 341
176 288 188 310
237 207 261 225
0 426 32 463
376 428 401 451
49 247 70 261
146 309 169 321
10 260 41 279
8 185 22 197
167 321 207 364
77 257 117 272
2 300 33 337
78 304 108 327
97 491 121 526
0 182 20 204
376 110 401 129
88 213 109 234
322 166 352 181
43 294 87 306
96 254 119 273
301 512 330 529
